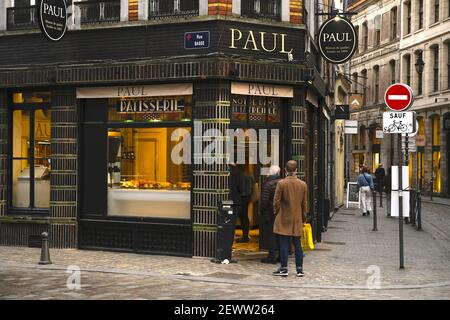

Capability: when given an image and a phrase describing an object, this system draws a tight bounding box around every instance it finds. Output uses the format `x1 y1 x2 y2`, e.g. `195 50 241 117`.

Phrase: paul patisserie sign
38 0 68 42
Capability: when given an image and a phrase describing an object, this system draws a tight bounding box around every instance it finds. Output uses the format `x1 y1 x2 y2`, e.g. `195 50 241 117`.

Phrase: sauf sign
38 0 68 42
318 16 357 64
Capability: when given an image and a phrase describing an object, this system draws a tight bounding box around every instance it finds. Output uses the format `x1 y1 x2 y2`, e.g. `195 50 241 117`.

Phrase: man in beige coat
272 160 307 277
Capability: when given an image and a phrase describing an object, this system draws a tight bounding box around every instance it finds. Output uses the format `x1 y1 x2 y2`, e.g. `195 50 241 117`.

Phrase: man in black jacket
260 165 281 264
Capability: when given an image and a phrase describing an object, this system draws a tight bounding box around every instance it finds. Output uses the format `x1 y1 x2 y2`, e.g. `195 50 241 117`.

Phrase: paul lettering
43 3 65 19
322 32 352 42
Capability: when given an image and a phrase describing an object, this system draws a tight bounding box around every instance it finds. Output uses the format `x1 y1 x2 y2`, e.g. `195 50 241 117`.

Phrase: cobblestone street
0 202 449 300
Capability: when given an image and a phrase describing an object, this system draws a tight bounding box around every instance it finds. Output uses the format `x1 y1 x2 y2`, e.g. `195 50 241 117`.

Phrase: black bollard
417 192 422 231
379 181 383 208
372 190 378 231
38 232 52 265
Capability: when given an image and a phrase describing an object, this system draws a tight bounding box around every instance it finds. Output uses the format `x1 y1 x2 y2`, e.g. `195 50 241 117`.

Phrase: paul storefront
0 19 328 257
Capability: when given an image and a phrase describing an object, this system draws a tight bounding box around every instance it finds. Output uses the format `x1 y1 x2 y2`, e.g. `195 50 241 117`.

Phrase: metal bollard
372 190 378 231
379 181 383 208
38 232 52 265
417 192 422 231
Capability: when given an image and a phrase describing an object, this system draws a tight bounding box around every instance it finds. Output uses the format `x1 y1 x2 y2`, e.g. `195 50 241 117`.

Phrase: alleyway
0 201 449 300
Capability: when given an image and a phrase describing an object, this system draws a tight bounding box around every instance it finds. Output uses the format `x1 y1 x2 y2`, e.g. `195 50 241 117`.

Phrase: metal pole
405 134 409 225
379 178 383 207
372 189 378 231
398 133 405 269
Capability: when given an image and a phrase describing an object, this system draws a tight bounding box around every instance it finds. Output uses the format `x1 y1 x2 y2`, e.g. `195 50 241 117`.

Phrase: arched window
391 6 398 40
402 54 411 86
430 44 440 92
389 59 396 84
373 65 380 103
403 1 412 35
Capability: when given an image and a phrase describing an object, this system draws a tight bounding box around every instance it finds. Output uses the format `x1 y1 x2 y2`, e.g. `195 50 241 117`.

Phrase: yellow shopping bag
301 223 315 251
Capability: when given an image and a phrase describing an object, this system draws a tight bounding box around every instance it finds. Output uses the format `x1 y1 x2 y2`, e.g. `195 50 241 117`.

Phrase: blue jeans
279 235 303 270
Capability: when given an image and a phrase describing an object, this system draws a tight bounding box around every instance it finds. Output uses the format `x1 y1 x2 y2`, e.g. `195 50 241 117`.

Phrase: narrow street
1 201 448 300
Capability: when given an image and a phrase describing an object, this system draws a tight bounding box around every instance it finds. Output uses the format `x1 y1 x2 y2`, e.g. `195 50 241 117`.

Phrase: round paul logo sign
318 16 357 64
38 0 67 42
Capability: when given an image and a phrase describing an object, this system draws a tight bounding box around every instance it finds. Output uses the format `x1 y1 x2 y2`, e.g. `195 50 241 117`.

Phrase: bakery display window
107 126 191 219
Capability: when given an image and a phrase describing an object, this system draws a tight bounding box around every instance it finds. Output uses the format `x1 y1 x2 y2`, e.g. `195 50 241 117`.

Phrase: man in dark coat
375 164 386 193
260 165 281 264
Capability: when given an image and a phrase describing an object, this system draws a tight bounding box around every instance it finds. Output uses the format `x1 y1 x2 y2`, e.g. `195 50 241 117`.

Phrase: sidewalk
0 204 449 296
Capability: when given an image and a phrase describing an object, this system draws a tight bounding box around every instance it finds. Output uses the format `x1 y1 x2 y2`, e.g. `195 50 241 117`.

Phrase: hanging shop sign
76 83 193 99
344 120 358 134
334 105 350 120
349 93 364 111
231 82 293 98
184 31 210 49
318 16 357 64
38 0 68 42
116 98 185 114
376 130 384 139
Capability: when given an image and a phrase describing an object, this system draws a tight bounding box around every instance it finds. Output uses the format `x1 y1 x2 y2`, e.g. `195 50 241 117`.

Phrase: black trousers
239 196 250 239
262 216 279 259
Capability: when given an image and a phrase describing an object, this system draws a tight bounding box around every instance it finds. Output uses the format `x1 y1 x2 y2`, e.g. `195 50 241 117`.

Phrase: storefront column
49 89 78 248
0 91 7 216
289 87 306 179
192 81 231 258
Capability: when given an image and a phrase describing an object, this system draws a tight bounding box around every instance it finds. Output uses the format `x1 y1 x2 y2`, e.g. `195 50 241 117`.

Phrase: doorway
231 128 283 255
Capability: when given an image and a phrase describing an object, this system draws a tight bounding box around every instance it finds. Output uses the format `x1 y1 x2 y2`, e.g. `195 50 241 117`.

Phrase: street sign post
383 83 414 270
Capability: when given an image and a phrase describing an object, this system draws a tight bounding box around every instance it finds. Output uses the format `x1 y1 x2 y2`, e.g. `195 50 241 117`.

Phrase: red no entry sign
384 83 414 111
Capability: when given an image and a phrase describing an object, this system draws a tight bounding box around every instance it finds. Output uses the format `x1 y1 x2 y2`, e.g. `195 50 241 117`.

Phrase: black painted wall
0 20 305 67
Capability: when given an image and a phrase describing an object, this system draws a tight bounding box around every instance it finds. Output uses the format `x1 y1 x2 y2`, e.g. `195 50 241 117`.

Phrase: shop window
231 95 282 127
11 92 51 211
432 115 441 193
102 97 192 219
417 117 425 190
107 127 191 219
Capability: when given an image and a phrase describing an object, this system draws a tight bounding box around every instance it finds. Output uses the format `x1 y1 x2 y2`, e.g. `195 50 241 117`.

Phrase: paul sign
318 16 357 64
38 0 67 42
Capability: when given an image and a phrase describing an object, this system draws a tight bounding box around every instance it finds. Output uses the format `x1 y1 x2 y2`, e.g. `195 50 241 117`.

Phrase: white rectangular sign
376 130 384 139
391 166 410 218
76 83 193 99
383 112 416 134
231 82 293 98
344 120 358 134
346 182 361 208
401 135 417 152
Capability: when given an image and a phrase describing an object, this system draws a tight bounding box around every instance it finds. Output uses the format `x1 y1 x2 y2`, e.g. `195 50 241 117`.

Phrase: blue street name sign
184 31 210 49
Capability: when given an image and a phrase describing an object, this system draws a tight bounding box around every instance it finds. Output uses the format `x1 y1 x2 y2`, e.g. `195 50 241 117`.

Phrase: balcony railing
6 0 121 31
77 0 121 24
148 0 199 20
241 0 281 21
6 6 38 31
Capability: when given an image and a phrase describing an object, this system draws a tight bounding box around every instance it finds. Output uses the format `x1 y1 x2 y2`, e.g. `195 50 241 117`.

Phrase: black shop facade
0 19 329 257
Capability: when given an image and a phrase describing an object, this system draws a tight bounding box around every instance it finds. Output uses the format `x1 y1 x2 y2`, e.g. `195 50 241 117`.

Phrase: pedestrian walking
260 165 281 264
357 166 374 216
384 167 392 217
375 164 386 193
272 160 307 278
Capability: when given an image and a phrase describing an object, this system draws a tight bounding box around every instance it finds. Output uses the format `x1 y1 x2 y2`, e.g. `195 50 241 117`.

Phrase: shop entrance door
232 129 283 255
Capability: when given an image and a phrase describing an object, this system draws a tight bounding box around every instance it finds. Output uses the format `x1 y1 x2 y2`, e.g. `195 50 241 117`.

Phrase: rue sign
318 16 357 64
383 111 417 134
38 0 67 42
384 83 414 112
184 31 210 49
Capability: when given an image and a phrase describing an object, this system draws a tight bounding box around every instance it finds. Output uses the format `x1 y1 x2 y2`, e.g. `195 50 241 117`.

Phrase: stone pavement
0 202 449 300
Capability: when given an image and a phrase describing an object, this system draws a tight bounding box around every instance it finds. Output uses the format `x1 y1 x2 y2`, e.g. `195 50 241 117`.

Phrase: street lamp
415 53 425 95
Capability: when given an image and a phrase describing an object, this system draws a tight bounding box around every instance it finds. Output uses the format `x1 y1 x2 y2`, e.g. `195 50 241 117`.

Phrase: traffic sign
383 111 416 134
384 83 414 112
